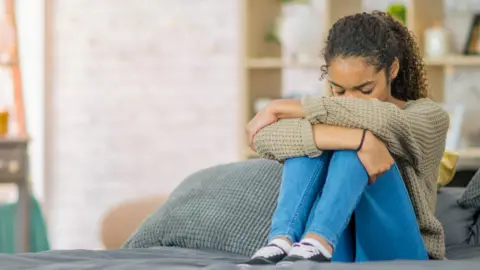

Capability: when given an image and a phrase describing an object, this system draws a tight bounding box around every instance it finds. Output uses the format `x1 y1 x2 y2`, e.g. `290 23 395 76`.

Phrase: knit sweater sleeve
253 118 324 161
254 97 449 165
302 96 449 166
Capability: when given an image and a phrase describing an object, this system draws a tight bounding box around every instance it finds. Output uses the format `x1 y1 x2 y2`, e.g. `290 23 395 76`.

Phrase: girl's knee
330 150 364 171
285 152 331 167
331 150 359 160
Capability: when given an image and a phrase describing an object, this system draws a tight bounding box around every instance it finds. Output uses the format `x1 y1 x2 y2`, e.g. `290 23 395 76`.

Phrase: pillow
437 151 459 188
435 188 478 247
123 159 283 256
458 169 480 209
122 153 460 256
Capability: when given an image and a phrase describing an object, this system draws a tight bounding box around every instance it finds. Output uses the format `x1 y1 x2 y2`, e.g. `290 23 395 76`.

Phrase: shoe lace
288 243 321 259
253 245 284 258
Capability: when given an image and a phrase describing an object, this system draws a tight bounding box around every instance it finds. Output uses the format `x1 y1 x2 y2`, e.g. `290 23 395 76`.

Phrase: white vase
278 3 323 63
424 22 451 58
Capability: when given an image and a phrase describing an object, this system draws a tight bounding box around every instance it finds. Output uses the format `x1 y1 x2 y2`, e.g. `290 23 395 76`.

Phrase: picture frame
463 14 480 55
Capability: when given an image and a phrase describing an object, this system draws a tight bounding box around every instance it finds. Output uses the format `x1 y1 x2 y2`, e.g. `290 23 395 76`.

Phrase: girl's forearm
268 99 305 119
312 124 368 151
264 99 371 153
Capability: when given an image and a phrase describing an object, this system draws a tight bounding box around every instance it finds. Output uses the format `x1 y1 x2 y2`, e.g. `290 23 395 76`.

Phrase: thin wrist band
356 129 368 151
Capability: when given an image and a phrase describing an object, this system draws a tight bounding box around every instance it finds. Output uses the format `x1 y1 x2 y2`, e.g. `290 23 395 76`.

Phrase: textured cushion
123 159 283 256
437 151 458 188
458 169 480 209
436 188 479 247
124 160 479 256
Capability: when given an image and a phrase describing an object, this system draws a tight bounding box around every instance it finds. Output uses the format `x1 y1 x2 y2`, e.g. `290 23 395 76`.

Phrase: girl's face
327 56 398 102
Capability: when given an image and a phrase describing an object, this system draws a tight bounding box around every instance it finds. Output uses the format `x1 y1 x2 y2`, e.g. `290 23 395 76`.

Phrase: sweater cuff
301 95 328 124
300 119 323 158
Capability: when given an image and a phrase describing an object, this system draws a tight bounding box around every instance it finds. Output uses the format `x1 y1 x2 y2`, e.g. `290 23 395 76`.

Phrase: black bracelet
356 129 368 152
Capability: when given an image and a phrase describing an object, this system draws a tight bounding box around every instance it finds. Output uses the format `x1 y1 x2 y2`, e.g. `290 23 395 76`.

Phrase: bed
2 160 479 270
1 245 480 270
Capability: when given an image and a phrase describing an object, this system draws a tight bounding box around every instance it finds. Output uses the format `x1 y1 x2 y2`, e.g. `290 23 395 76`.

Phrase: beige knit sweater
253 96 450 259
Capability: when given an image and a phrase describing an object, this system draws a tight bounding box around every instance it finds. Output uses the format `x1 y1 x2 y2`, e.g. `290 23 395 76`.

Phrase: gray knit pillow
123 159 283 256
458 169 480 209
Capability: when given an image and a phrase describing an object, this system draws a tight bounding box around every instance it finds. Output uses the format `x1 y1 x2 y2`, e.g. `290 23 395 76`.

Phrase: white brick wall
47 0 240 249
46 0 480 249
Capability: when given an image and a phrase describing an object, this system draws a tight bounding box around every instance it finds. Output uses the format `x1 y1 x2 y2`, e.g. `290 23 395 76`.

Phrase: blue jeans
268 150 429 262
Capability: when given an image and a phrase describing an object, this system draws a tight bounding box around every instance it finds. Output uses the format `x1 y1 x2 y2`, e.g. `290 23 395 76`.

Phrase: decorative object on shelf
464 14 480 55
263 0 310 46
386 3 406 24
277 0 323 63
424 21 451 58
264 24 280 45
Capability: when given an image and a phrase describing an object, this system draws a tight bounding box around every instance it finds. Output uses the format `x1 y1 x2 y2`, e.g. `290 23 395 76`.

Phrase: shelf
246 58 323 69
455 148 480 170
0 136 29 144
456 148 480 159
240 0 480 162
425 55 480 67
246 56 480 69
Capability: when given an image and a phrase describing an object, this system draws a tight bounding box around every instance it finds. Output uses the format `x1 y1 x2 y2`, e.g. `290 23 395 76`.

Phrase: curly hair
320 11 428 101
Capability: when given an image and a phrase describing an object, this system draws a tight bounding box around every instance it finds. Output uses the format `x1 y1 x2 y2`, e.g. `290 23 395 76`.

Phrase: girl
241 11 449 266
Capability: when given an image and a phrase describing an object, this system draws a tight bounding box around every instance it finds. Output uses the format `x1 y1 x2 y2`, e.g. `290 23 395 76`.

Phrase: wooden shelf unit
247 55 480 69
239 0 480 161
425 56 480 66
246 58 323 69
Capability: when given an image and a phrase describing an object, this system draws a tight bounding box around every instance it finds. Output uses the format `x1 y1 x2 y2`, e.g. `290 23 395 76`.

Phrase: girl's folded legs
238 153 331 266
240 150 428 267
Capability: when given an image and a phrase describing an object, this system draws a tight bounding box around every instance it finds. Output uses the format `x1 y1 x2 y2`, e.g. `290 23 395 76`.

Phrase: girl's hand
246 106 278 151
357 131 394 184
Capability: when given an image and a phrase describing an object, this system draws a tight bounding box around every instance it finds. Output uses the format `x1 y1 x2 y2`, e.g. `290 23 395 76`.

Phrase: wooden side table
0 137 29 253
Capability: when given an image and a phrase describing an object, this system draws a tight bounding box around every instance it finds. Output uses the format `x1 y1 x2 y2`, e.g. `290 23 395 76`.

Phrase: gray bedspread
1 246 479 270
